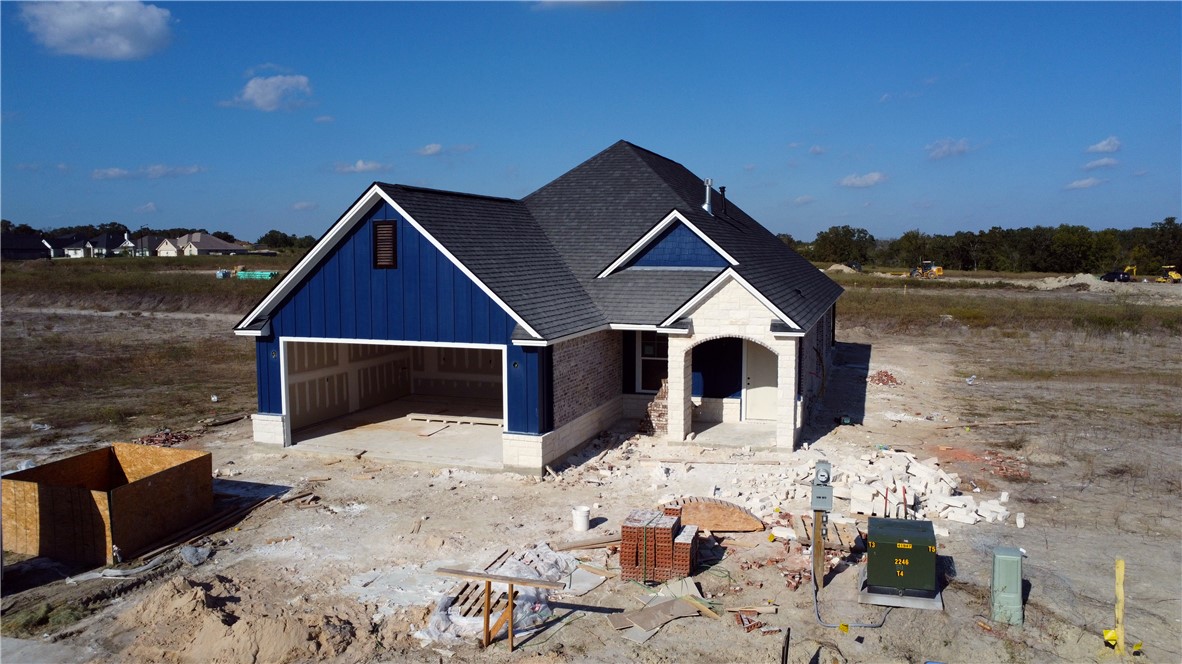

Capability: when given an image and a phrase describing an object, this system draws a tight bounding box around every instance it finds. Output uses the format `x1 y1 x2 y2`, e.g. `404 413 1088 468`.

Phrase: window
373 222 397 269
637 331 668 393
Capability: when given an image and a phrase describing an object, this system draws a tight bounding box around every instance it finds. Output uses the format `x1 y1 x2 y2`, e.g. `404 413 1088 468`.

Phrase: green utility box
866 518 938 596
991 547 1024 625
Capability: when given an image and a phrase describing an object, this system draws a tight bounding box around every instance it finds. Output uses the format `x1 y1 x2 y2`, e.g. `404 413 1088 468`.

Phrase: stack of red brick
620 507 699 583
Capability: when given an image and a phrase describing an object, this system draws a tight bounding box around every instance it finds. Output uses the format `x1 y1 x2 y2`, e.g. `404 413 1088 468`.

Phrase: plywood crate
2 443 212 565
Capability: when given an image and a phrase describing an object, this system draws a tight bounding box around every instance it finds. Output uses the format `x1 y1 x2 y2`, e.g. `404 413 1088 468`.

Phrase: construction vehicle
1155 265 1181 283
910 259 944 279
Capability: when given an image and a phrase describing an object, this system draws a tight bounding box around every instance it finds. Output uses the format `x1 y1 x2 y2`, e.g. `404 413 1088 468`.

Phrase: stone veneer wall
551 330 622 428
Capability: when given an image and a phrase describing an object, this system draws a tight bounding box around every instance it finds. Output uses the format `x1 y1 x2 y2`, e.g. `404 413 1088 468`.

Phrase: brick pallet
620 507 698 583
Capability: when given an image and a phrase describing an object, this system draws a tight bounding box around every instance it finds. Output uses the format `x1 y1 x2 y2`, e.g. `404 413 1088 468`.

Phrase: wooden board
407 413 501 427
794 515 864 552
661 497 764 532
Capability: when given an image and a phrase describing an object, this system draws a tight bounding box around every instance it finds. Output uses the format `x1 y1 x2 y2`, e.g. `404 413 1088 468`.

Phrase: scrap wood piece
939 420 1038 430
435 568 565 589
679 595 721 620
354 450 367 459
550 534 621 551
280 490 313 504
306 477 331 483
606 612 634 630
577 563 613 577
322 459 341 466
418 424 450 437
661 496 765 532
265 535 294 545
726 605 779 615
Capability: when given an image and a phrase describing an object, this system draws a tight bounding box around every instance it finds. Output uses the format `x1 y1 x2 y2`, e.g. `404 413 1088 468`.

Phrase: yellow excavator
1156 265 1181 283
910 259 944 279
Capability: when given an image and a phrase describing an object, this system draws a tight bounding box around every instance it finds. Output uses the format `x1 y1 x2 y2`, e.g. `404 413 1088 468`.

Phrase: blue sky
2 1 1179 243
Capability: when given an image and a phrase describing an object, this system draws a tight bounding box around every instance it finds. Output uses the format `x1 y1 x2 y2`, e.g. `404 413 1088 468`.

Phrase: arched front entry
666 333 799 448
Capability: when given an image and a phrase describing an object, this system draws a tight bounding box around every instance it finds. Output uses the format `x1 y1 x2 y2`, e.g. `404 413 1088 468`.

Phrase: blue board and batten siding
627 223 729 269
255 202 551 434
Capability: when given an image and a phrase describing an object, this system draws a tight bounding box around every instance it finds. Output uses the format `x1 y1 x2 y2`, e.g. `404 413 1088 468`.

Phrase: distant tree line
780 217 1181 274
3 220 317 251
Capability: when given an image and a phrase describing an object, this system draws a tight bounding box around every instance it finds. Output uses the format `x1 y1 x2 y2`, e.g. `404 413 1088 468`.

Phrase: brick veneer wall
551 330 622 429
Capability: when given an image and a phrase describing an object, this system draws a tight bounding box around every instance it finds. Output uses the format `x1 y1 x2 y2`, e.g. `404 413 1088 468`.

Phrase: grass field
1 257 1179 440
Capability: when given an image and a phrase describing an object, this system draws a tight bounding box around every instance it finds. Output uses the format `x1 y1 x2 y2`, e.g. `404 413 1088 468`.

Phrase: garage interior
283 341 505 468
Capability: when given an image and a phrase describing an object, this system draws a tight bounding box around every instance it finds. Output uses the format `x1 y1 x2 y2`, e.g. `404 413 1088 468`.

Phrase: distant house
42 233 89 258
64 237 91 259
88 233 135 257
63 232 135 258
132 235 164 257
0 233 50 260
156 238 182 257
178 232 247 256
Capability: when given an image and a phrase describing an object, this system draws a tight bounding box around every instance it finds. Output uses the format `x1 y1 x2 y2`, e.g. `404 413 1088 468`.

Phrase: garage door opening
282 340 505 466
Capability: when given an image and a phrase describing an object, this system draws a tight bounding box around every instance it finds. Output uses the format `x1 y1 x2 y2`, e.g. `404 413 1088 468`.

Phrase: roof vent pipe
703 178 713 215
719 186 726 215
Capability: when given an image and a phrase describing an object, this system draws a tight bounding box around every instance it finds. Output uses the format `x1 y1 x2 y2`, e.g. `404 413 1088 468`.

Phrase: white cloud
1065 177 1103 190
314 115 334 124
223 75 312 112
926 138 971 160
793 195 815 206
20 1 172 60
417 143 475 157
335 160 386 174
134 202 157 213
839 172 887 188
1083 157 1118 170
91 164 203 180
417 143 443 157
92 167 131 180
1086 136 1121 153
292 201 319 211
1133 169 1148 177
878 93 891 103
808 145 824 156
56 163 69 172
743 164 757 172
143 164 204 179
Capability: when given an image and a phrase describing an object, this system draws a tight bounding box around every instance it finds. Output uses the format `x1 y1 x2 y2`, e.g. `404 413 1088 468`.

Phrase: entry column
774 338 797 448
666 336 693 443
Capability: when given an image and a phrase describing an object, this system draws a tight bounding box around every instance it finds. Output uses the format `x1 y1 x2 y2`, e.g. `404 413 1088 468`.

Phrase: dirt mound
117 575 375 663
1031 273 1105 291
826 263 857 273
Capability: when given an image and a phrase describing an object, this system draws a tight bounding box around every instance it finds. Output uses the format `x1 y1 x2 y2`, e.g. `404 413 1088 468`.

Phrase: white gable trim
595 209 738 279
660 268 801 330
233 184 542 339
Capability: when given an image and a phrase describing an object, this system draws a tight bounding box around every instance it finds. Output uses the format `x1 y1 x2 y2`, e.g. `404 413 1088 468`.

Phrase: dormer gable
596 210 737 279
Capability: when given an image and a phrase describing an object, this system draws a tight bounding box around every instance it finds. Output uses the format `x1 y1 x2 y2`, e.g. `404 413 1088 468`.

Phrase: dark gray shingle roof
524 141 843 330
378 184 606 339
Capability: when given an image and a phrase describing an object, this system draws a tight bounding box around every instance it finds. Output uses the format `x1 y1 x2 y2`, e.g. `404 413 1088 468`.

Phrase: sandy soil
2 285 1180 663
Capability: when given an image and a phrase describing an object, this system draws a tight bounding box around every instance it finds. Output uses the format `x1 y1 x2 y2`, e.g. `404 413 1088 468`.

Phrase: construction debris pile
132 429 197 447
651 447 1016 530
867 370 902 386
620 507 699 583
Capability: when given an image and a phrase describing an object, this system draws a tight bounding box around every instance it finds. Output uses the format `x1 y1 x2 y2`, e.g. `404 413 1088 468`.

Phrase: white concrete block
832 485 851 500
945 508 980 524
999 491 1010 503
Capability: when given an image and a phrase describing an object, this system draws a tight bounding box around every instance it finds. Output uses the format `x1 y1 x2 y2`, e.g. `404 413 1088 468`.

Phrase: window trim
373 221 397 269
635 331 668 394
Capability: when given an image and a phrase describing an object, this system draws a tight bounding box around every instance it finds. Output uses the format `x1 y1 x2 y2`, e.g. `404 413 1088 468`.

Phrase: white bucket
572 506 591 532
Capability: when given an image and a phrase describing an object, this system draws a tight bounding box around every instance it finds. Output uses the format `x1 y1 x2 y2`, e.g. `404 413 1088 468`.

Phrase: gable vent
373 222 397 269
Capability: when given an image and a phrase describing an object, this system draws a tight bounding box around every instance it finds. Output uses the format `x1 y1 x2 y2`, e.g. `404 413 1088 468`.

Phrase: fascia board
595 209 738 279
233 184 387 332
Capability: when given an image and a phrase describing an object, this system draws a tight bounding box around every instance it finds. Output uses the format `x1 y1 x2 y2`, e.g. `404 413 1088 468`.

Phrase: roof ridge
377 182 519 204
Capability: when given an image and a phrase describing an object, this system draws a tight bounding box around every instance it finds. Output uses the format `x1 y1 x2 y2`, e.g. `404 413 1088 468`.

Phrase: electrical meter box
865 517 938 596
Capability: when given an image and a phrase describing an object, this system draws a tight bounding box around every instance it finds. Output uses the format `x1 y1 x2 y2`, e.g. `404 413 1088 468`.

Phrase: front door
743 341 777 420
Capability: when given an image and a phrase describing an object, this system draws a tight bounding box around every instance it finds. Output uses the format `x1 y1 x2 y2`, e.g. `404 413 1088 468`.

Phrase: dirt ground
2 281 1180 663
